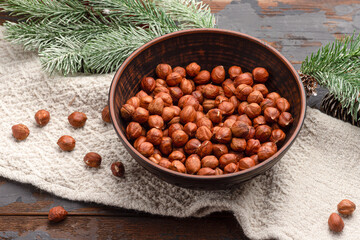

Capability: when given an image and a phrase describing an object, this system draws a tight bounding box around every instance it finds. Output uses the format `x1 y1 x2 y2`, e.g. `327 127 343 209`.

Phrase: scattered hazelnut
186 62 201 77
57 135 75 151
252 84 269 96
238 157 256 170
278 112 294 128
228 66 242 80
337 199 356 215
35 110 50 126
197 140 213 158
171 130 189 147
194 70 211 84
234 72 253 87
183 122 197 137
84 152 102 168
276 97 291 112
184 138 201 155
169 150 186 163
180 105 196 124
201 155 219 169
68 111 87 128
146 128 163 145
230 138 246 152
197 167 216 175
48 206 68 223
196 126 213 142
252 67 269 83
156 63 172 79
102 105 111 123
111 161 125 177
12 124 30 140
270 129 286 144
138 142 154 157
211 66 226 84
244 103 261 119
224 162 238 173
214 127 232 143
170 160 186 173
185 154 201 174
328 213 344 233
141 76 156 93
173 66 186 78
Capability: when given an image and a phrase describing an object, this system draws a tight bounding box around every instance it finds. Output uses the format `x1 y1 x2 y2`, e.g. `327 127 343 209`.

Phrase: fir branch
301 34 360 121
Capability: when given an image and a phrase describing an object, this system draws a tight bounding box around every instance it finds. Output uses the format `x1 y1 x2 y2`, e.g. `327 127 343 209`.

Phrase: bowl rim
109 28 306 180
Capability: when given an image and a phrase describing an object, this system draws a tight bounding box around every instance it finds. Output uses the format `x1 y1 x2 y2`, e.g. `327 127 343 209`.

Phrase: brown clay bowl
109 28 306 190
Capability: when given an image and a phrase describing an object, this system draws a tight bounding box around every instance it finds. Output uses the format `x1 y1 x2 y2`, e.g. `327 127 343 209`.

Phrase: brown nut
234 72 253 87
146 128 163 145
57 135 76 151
201 155 219 169
133 107 149 123
12 124 30 140
121 104 135 121
218 101 235 116
186 62 201 77
169 150 186 163
230 138 247 152
202 99 216 112
238 157 256 170
170 160 186 173
252 84 269 97
185 154 201 174
198 140 213 158
244 103 261 119
203 84 219 99
191 90 204 104
228 66 242 80
238 102 249 115
260 98 276 113
111 161 125 177
211 65 226 84
212 144 228 159
159 158 172 169
255 125 272 142
84 152 102 168
180 78 193 95
270 129 286 144
197 167 216 175
136 90 149 99
231 121 249 138
196 111 205 121
196 117 213 129
184 138 202 155
250 154 259 165
253 115 266 128
215 167 224 175
229 96 240 110
140 95 153 109
264 107 280 123
168 123 184 138
252 67 269 83
180 105 196 124
173 66 186 78
258 142 277 161
171 130 189 147
278 112 294 128
138 142 154 157
337 199 356 215
238 114 252 126
183 122 197 137
35 109 50 126
171 106 181 116
276 98 291 112
141 76 156 93
193 71 210 85
214 95 228 107
328 213 344 233
235 84 253 100
68 111 87 128
247 90 264 104
246 138 261 156
149 153 162 164
159 137 173 155
219 153 237 168
168 116 181 125
148 115 164 129
223 162 237 173
223 82 236 98
246 126 256 140
266 92 281 102
153 86 170 95
156 63 172 79
207 109 223 124
126 96 141 109
224 119 236 128
169 86 183 103
102 105 111 123
148 98 164 115
214 127 232 144
178 95 200 110
162 107 176 122
196 126 213 142
134 136 147 150
155 92 173 106
48 206 68 223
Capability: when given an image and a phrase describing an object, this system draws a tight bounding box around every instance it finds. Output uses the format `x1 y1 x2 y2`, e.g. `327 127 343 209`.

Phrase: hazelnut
229 96 240 110
186 62 201 77
224 162 238 173
252 84 269 96
141 76 156 93
215 167 224 175
270 129 286 144
57 135 76 151
328 213 344 233
196 126 213 142
253 115 266 128
12 124 30 140
276 98 291 112
180 79 193 95
214 96 228 107
224 119 236 128
153 86 170 95
35 109 50 126
234 72 253 87
133 107 149 123
184 138 201 155
337 199 356 215
180 105 196 124
247 90 264 104
149 153 162 164
138 142 154 157
214 127 232 144
159 158 172 169
196 111 205 121
258 142 277 161
237 114 252 126
231 151 244 162
238 102 249 115
246 126 256 140
191 91 204 104
126 96 140 109
146 128 163 145
169 150 186 163
196 85 206 93
223 82 235 98
252 67 269 83
155 92 173 106
203 84 219 99
230 138 246 152
212 144 228 158
264 107 280 123
121 104 135 121
235 84 253 100
178 95 200 110
218 101 235 116
111 161 125 177
102 105 111 123
148 98 164 115
197 140 213 158
278 112 294 128
183 122 197 137
48 206 68 223
169 86 183 103
194 70 211 85
244 103 261 119
173 147 185 154
271 122 281 130
140 95 153 109
84 152 102 168
185 154 201 174
266 92 281 102
136 90 148 99
250 154 259 165
211 65 226 84
228 66 242 80
68 111 87 128
126 122 142 140
168 124 183 138
147 115 164 129
197 167 216 175
170 160 186 173
207 109 223 124
162 107 176 122
156 63 172 79
255 125 272 142
231 121 249 138
173 66 186 78
260 98 276 112
168 116 180 125
201 155 219 169
171 106 181 116
227 115 238 121
159 137 173 155
238 157 256 170
245 139 261 155
134 136 147 150
202 99 216 112
171 130 189 147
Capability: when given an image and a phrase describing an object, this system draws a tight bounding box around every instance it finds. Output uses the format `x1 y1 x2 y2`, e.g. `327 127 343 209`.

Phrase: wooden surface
1 1 359 239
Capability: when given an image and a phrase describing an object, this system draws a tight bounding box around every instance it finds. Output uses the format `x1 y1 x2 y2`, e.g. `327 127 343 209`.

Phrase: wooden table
1 1 359 239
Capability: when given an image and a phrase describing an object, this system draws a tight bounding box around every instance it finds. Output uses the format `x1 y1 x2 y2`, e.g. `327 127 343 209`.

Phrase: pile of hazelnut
121 62 294 175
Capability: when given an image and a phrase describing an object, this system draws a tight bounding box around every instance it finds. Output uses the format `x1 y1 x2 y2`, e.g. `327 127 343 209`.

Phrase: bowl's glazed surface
109 29 306 189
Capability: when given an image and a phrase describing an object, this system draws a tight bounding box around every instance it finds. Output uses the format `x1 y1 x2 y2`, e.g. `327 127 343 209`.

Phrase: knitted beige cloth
1 27 359 240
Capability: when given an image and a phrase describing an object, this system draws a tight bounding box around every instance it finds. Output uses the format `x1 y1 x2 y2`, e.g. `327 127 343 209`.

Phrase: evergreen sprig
1 0 215 75
301 34 360 121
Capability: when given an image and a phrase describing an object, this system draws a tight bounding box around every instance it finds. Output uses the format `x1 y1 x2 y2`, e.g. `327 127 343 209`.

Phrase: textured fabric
1 27 360 240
